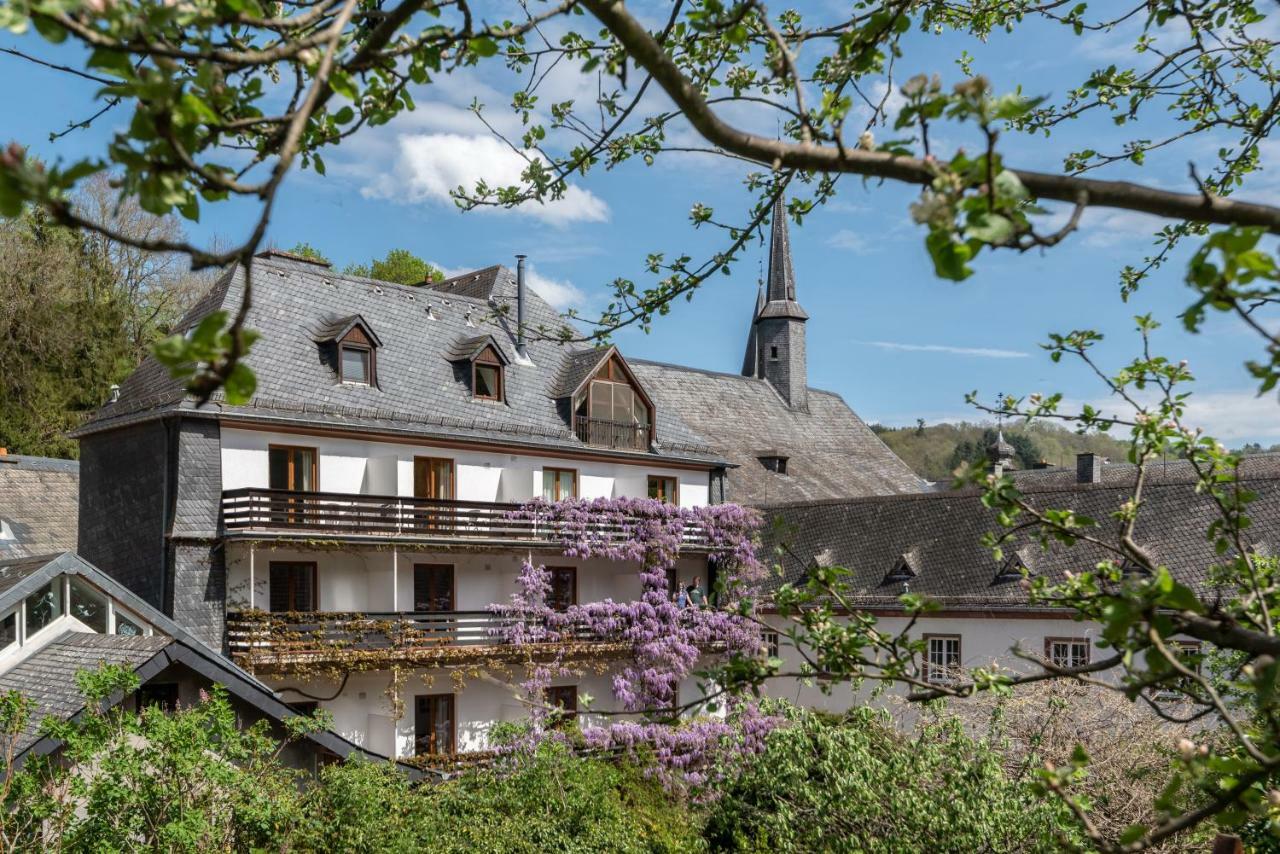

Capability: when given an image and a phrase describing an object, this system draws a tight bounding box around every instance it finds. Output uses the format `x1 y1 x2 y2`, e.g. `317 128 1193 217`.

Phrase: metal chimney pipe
515 254 528 359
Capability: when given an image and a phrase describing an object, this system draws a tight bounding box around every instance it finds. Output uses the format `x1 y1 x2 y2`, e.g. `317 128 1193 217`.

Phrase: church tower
745 196 809 410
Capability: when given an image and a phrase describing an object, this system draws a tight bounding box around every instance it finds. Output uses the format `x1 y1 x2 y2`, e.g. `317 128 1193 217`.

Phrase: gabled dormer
446 334 510 402
881 549 921 586
314 314 381 387
553 346 655 451
992 549 1033 585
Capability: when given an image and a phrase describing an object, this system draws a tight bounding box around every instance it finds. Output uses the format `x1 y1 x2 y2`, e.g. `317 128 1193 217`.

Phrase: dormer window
445 334 510 402
472 346 504 401
340 342 371 385
315 314 381 388
759 454 788 475
561 349 654 451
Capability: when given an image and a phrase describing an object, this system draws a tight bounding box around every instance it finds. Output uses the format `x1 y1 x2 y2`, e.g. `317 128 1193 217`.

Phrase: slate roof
760 473 1280 608
1010 453 1280 489
73 256 723 465
0 455 79 561
629 360 925 503
0 632 171 754
0 553 432 774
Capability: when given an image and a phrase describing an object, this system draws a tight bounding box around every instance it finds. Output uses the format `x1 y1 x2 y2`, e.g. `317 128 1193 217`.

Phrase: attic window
340 343 371 385
883 558 916 586
759 455 788 475
473 346 504 401
993 557 1028 585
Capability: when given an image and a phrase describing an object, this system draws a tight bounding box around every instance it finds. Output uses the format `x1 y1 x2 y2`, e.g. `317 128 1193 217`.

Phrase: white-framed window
762 630 780 659
23 579 64 641
69 576 108 634
924 635 962 685
1046 637 1091 669
110 602 148 637
0 609 17 652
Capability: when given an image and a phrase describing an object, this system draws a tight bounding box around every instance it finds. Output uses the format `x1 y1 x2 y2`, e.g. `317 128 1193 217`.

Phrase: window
268 445 317 491
114 608 144 637
1154 640 1204 701
472 346 503 400
547 567 577 612
759 455 788 475
924 635 962 685
414 694 455 755
24 580 63 639
290 700 320 717
542 468 578 502
413 564 454 612
648 475 678 504
0 612 15 649
269 562 317 613
69 576 108 633
1045 637 1091 669
413 457 455 500
574 355 653 450
769 345 779 360
883 559 915 585
340 344 371 385
546 685 578 721
136 683 179 713
763 631 780 659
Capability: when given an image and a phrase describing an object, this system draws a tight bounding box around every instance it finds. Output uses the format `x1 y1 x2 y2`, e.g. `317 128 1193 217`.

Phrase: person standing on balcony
675 586 689 609
687 577 707 609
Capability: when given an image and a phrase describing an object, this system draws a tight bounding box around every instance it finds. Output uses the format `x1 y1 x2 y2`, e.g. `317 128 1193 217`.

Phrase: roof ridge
253 256 494 307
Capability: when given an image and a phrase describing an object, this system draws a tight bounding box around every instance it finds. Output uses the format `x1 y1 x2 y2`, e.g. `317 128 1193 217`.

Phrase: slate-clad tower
747 196 809 410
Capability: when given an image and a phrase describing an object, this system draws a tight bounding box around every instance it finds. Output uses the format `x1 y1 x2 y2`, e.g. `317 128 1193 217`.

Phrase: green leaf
224 362 257 405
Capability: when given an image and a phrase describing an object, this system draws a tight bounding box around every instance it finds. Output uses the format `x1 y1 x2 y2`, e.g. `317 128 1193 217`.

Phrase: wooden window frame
413 456 456 500
269 561 318 613
647 475 679 505
412 564 456 613
414 693 456 756
268 444 318 492
763 630 780 659
546 685 578 721
923 634 962 686
543 467 578 501
472 346 504 401
1044 637 1092 669
339 343 373 386
546 566 577 612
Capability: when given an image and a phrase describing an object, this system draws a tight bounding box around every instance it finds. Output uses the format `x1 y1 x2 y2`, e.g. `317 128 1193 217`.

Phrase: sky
4 5 1280 447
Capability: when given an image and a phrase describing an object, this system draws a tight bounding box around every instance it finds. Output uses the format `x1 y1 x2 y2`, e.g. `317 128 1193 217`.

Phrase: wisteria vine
488 497 782 793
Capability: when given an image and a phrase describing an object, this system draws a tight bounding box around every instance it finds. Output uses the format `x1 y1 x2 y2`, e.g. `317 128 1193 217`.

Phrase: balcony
221 489 713 550
573 416 650 451
227 611 629 673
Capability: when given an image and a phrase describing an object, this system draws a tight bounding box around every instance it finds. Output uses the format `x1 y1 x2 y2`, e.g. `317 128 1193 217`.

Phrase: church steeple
740 281 765 377
748 195 809 410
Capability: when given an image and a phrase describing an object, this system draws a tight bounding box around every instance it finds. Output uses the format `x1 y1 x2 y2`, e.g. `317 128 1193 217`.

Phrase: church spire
751 195 809 409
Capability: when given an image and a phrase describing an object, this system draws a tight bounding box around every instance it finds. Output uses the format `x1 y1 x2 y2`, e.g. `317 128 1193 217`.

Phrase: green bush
703 703 1080 853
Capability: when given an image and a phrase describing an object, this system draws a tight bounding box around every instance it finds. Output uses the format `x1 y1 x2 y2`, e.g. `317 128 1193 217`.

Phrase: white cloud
1077 208 1172 249
864 340 1031 359
1073 389 1280 442
360 133 609 226
826 229 875 254
525 267 586 311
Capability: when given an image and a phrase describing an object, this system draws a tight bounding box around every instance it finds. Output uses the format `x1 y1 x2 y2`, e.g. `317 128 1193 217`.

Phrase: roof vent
882 553 918 586
992 555 1030 585
108 384 121 403
464 308 475 328
425 305 437 320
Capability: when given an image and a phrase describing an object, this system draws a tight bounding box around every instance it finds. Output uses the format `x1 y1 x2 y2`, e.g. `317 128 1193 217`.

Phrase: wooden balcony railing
220 488 712 549
573 416 650 451
226 610 622 670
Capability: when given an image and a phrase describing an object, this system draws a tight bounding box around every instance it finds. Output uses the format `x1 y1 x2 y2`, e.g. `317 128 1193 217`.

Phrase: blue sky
5 6 1280 444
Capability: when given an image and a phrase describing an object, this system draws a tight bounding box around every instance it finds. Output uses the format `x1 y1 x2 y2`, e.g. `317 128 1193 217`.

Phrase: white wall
226 543 706 613
761 613 1106 713
221 427 711 507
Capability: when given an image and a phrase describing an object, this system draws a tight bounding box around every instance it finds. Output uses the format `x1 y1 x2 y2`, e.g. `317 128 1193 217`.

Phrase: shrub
703 702 1078 853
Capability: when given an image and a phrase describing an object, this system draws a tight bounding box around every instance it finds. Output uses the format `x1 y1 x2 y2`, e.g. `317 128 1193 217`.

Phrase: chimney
515 254 529 362
1076 452 1103 484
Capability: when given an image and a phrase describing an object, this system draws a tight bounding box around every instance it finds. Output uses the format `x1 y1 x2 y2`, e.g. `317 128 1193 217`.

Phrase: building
68 200 918 761
0 452 79 560
0 551 414 774
757 443 1280 711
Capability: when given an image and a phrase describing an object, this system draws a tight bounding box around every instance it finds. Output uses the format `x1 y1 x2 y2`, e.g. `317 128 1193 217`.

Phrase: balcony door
413 457 455 532
414 693 455 756
268 445 316 526
269 562 317 613
547 566 577 612
413 564 454 612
